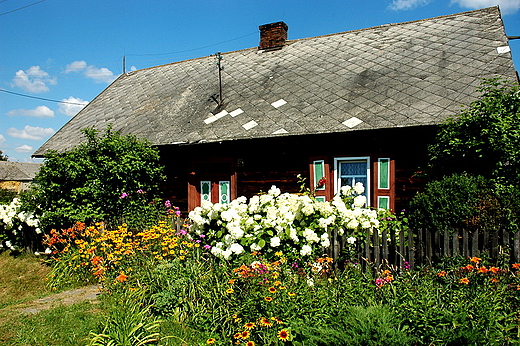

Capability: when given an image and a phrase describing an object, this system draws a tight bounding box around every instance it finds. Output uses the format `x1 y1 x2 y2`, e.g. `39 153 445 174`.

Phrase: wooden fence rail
326 227 520 270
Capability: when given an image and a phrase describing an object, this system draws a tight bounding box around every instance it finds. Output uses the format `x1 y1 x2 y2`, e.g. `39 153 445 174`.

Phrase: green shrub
27 126 165 231
408 173 518 232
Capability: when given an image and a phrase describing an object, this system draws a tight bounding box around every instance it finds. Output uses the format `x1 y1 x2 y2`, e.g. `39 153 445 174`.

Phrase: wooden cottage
34 7 518 212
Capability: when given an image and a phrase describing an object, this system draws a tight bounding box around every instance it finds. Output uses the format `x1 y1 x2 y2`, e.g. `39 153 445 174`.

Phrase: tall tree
0 150 7 161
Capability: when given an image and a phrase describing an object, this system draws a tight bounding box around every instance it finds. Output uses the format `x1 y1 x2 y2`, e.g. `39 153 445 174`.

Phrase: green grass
0 251 103 346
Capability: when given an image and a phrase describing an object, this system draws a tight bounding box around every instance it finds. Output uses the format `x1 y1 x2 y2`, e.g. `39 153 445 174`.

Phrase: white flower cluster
189 184 379 260
0 198 41 250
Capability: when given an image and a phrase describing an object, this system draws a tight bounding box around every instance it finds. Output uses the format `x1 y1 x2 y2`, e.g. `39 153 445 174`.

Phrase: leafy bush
27 126 165 231
408 173 520 232
428 78 520 186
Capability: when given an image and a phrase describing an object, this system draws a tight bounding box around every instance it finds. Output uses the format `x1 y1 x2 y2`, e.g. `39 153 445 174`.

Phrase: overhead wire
0 88 88 105
0 0 46 17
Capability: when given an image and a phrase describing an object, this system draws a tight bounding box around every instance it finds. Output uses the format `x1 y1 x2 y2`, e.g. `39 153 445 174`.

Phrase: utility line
0 88 88 105
126 32 256 56
0 0 46 16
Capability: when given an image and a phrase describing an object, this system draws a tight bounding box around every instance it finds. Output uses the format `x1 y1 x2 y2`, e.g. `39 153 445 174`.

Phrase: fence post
471 229 479 257
452 231 459 257
462 229 469 258
408 229 415 270
514 232 520 263
399 229 405 269
443 229 450 257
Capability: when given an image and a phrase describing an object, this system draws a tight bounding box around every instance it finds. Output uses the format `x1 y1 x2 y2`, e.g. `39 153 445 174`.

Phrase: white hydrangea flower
353 182 365 195
347 236 357 244
229 243 244 254
270 236 281 247
300 244 312 256
353 195 367 208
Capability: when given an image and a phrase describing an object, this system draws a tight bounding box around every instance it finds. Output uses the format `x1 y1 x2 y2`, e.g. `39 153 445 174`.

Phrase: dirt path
16 285 102 314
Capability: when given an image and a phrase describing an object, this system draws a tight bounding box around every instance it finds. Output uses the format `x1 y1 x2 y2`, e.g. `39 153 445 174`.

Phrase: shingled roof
0 162 42 181
34 7 517 156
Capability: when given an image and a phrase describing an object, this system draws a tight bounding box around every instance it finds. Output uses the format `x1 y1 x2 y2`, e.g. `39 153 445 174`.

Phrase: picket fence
326 227 520 270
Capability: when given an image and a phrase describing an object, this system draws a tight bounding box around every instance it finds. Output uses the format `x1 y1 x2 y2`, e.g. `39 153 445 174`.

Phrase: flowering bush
189 184 380 262
0 197 41 251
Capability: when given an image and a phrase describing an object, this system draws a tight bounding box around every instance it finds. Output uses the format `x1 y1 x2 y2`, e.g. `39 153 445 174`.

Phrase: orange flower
470 257 481 263
489 267 500 274
274 280 282 286
478 266 488 274
512 263 520 269
268 287 277 293
437 271 447 277
91 256 103 266
459 278 470 285
228 279 236 284
264 296 273 302
115 273 128 282
490 278 499 283
463 265 475 271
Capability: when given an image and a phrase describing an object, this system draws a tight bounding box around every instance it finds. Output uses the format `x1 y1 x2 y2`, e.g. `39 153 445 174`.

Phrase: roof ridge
124 7 500 75
288 6 500 44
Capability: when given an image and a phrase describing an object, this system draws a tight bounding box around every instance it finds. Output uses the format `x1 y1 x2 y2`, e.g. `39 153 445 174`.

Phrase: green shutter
201 181 211 203
313 160 325 190
378 196 389 209
378 158 390 189
219 181 230 204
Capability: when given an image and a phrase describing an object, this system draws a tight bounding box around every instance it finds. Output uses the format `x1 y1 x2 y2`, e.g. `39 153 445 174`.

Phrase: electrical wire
0 88 88 105
0 0 46 16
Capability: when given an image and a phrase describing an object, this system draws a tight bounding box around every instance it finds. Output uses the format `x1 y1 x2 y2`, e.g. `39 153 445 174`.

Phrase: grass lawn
0 252 101 346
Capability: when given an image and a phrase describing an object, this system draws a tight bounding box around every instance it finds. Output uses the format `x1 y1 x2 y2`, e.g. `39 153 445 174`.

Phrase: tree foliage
26 127 165 230
428 78 520 186
0 150 7 161
410 78 520 233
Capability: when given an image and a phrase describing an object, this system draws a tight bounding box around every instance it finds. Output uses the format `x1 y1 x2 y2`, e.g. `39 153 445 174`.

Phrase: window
334 157 370 204
378 196 390 209
200 181 211 204
378 158 390 189
313 160 325 190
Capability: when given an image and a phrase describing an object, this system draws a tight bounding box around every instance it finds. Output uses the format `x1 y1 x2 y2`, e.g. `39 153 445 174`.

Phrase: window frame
333 156 371 206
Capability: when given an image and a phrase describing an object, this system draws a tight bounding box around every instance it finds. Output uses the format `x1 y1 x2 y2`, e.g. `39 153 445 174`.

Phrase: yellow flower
206 338 216 345
226 288 234 294
244 322 255 329
264 296 273 302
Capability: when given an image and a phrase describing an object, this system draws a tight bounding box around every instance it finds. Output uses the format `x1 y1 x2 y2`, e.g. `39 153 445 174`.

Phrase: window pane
340 161 365 176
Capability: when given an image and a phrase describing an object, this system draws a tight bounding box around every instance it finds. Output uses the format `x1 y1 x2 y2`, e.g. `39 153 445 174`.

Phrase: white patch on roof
272 128 288 135
242 120 258 130
342 117 363 128
230 108 244 117
214 110 229 119
204 110 229 124
204 115 218 124
497 46 511 54
271 99 287 108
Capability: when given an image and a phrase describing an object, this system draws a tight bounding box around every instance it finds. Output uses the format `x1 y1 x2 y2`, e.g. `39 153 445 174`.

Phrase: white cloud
15 145 33 153
12 66 57 93
7 105 55 118
0 134 6 147
59 96 89 116
451 0 520 14
7 125 55 140
388 0 431 10
65 60 116 83
130 66 137 71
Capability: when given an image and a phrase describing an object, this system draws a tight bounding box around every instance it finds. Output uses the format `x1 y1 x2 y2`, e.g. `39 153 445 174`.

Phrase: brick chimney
259 22 288 51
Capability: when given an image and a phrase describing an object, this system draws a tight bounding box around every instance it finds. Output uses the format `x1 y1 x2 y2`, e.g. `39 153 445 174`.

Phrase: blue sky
1 0 519 162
